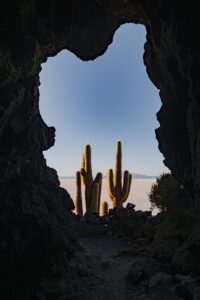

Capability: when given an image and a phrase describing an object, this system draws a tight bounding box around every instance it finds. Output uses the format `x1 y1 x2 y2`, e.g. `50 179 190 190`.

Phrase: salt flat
60 178 156 212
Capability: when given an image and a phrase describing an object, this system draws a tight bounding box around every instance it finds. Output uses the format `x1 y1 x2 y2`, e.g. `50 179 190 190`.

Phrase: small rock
174 274 198 297
147 215 153 221
148 272 179 300
127 269 143 285
84 210 100 225
77 259 90 277
175 274 195 286
101 260 110 270
135 210 146 218
126 203 136 210
115 248 138 257
101 215 110 224
143 260 171 277
193 287 200 300
134 237 149 246
107 230 113 237
174 284 191 298
80 217 86 223
145 211 152 216
108 208 115 215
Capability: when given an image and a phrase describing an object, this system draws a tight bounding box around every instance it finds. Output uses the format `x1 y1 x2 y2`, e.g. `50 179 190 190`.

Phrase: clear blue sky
39 24 168 177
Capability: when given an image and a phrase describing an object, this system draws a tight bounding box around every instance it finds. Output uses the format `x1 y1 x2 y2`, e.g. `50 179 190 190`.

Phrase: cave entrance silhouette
39 24 168 212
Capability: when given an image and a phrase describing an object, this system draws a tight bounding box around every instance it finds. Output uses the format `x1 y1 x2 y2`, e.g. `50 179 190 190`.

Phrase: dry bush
148 173 187 213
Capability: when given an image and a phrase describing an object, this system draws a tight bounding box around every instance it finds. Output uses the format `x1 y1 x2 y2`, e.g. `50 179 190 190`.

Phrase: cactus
90 183 99 212
107 141 132 207
101 201 109 216
80 144 102 212
75 171 83 216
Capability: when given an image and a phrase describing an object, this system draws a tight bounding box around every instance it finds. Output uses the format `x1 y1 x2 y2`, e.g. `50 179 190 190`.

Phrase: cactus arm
128 174 132 194
107 169 116 200
85 144 93 183
75 171 83 216
122 170 130 201
80 168 87 185
90 183 99 212
114 141 122 192
127 174 132 198
82 152 86 170
122 173 132 203
97 180 102 213
94 172 102 185
94 172 103 213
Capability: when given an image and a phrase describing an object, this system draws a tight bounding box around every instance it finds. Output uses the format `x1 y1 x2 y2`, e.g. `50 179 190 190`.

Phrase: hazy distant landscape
60 173 156 180
60 178 156 213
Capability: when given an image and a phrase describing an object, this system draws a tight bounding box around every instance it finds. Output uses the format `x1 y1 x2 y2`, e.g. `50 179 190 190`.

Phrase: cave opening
39 24 168 211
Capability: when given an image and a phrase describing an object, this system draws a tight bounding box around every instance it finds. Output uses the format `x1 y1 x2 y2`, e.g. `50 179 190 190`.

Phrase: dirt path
72 235 145 300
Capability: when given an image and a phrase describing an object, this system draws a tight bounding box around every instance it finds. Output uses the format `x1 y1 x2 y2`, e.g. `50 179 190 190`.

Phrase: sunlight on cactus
80 144 102 212
107 141 132 207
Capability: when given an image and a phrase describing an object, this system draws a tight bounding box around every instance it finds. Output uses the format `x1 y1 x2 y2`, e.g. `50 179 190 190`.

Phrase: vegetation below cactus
148 173 188 212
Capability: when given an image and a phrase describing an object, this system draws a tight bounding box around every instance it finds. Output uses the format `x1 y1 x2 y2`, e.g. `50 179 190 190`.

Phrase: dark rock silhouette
0 1 200 299
75 207 200 299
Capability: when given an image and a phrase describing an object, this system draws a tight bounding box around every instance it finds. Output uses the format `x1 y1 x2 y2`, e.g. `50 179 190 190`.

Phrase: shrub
148 173 186 212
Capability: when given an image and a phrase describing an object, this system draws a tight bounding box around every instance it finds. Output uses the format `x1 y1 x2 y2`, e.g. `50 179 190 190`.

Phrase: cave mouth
39 23 168 211
1 2 199 299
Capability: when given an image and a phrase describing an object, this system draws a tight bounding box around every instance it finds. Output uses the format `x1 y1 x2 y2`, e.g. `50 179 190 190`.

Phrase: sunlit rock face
0 0 199 298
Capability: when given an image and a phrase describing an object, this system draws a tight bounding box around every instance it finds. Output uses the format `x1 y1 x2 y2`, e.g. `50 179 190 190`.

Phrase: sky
39 24 168 177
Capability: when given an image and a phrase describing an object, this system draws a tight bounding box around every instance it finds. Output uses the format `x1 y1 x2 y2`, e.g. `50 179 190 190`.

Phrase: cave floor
70 235 145 300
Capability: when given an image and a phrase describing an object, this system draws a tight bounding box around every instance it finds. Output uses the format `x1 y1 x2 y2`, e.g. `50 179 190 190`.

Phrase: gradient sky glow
39 24 168 177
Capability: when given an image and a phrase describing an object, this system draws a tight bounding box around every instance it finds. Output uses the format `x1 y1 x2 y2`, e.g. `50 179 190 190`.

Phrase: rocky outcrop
0 1 200 298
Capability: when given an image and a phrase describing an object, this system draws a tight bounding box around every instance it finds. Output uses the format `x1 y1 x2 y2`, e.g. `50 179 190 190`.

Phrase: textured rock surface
0 0 200 298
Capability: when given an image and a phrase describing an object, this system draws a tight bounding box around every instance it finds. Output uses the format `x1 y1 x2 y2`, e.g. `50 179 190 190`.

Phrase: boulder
84 210 101 225
127 257 171 286
148 272 179 300
172 223 200 274
126 203 136 210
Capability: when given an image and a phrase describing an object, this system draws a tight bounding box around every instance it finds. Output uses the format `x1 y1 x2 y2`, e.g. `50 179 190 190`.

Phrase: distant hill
132 173 157 179
60 176 75 179
60 174 157 180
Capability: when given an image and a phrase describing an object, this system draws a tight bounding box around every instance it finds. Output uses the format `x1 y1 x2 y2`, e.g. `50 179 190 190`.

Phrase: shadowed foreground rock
75 207 200 300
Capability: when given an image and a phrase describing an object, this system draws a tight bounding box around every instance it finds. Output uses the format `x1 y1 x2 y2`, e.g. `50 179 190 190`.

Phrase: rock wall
97 1 199 204
0 0 199 298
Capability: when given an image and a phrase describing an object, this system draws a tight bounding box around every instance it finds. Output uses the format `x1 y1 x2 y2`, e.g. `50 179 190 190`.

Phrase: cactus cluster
75 141 132 215
75 145 102 215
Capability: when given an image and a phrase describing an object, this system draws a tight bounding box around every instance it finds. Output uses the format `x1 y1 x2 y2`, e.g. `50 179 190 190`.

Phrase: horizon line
58 173 162 179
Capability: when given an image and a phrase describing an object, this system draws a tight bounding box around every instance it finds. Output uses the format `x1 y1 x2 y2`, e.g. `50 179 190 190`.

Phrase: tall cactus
75 171 83 216
90 183 99 212
107 141 132 207
80 144 102 212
